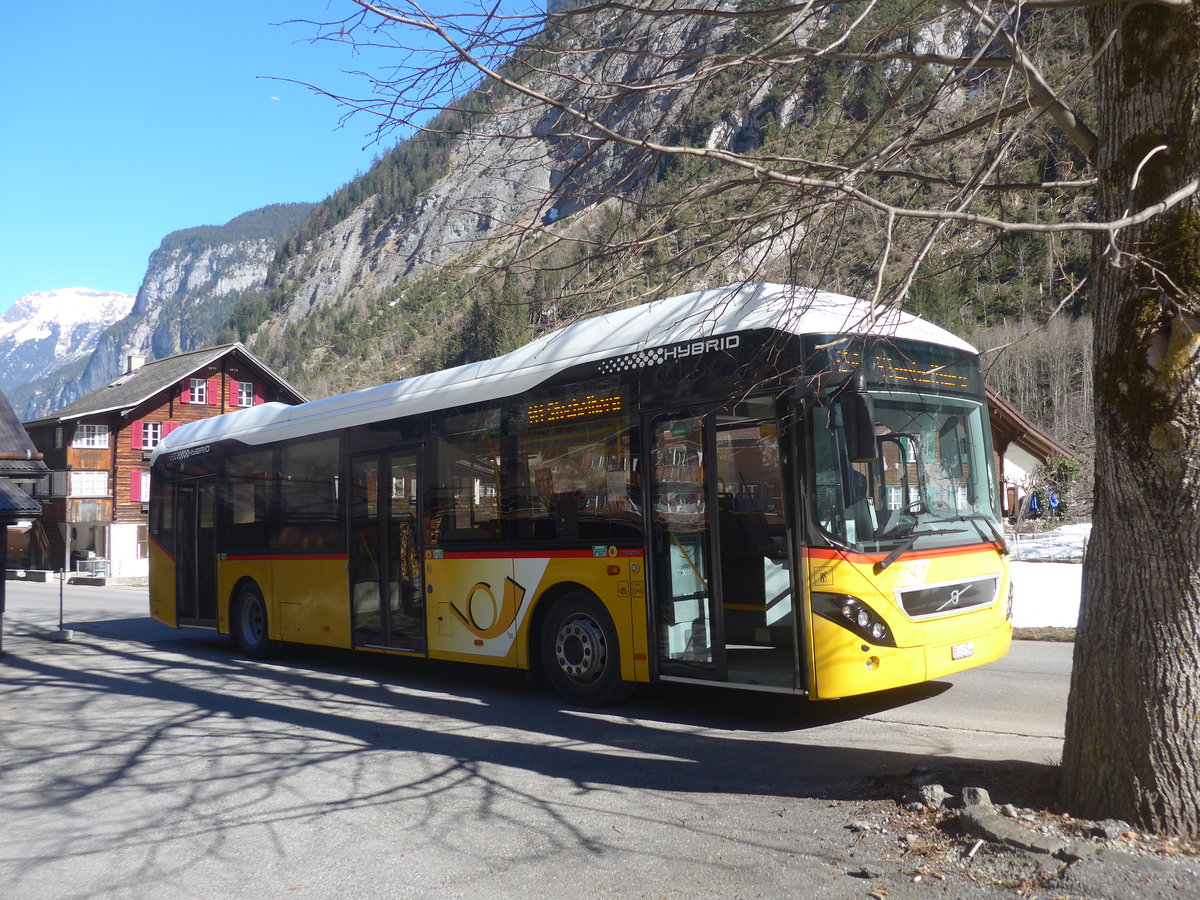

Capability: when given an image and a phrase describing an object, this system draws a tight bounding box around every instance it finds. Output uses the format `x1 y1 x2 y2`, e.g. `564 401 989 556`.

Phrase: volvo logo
937 584 973 612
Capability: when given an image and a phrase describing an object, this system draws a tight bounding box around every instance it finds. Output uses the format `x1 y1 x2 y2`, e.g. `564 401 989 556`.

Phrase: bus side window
424 488 453 545
220 447 274 553
512 380 641 544
150 475 174 556
428 406 502 543
276 437 343 552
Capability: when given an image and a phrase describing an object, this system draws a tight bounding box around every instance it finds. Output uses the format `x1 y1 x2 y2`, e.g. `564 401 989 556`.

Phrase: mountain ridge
0 288 136 397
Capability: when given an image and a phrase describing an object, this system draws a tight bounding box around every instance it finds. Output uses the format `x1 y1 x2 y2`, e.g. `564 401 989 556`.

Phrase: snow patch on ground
1010 561 1081 628
1007 523 1088 628
1009 522 1091 562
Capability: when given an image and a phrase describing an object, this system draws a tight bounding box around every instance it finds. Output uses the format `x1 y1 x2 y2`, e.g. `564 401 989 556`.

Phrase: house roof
0 386 45 520
25 342 307 426
986 387 1077 463
0 387 47 478
0 477 41 522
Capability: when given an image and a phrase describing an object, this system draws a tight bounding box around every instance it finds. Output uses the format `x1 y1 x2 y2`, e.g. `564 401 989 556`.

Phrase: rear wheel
231 582 282 659
539 591 633 706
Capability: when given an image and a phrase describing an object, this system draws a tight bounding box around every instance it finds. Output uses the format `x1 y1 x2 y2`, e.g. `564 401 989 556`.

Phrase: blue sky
1 2 417 313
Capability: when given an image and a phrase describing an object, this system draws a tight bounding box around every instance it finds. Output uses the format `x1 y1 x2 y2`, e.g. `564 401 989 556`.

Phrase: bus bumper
924 619 1012 681
811 615 1012 699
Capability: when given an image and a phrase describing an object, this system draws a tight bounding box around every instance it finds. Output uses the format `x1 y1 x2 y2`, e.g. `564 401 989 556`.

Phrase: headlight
813 593 897 647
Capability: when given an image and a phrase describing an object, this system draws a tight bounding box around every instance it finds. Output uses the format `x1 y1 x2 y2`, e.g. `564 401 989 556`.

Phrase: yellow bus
149 283 1011 704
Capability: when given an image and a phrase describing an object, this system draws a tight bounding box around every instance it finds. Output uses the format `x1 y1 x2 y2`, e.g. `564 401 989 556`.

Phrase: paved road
0 580 1073 899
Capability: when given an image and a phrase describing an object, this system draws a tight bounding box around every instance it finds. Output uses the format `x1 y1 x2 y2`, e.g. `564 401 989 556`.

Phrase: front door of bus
350 450 425 651
175 476 217 628
648 399 799 690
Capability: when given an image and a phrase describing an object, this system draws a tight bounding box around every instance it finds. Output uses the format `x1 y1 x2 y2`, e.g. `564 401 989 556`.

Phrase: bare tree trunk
1061 6 1200 836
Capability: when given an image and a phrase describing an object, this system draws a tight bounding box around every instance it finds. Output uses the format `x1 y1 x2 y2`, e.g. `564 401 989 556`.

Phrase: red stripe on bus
224 553 350 562
436 549 643 560
149 534 174 563
804 543 997 564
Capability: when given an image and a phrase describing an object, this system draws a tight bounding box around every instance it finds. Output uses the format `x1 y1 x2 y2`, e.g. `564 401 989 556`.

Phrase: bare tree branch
953 0 1098 160
341 0 1151 242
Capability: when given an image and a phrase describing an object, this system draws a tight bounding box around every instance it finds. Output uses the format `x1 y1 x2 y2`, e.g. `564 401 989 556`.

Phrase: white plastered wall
108 523 149 579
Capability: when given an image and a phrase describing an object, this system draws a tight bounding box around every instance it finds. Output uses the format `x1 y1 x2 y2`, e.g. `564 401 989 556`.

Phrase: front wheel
231 582 282 659
539 591 633 706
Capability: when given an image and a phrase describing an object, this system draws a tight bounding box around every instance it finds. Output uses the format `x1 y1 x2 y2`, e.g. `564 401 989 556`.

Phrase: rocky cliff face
251 8 739 363
124 236 278 359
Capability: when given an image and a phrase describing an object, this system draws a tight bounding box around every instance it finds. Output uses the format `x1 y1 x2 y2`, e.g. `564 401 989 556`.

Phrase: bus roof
153 282 977 456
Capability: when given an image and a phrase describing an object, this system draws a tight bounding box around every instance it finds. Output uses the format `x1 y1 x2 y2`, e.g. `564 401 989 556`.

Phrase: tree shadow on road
0 614 1063 897
7 615 1025 797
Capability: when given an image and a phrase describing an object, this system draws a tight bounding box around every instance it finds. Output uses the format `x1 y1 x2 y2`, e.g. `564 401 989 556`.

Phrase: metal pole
0 527 8 658
50 523 72 642
49 567 72 642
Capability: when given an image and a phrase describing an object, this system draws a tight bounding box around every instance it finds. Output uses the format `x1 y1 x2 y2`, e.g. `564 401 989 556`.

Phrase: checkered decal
597 348 668 375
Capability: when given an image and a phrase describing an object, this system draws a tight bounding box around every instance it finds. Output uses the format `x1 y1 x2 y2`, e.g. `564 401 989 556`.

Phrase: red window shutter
229 380 239 406
208 378 220 405
130 472 142 503
180 383 191 404
163 421 180 436
254 382 266 405
130 421 143 450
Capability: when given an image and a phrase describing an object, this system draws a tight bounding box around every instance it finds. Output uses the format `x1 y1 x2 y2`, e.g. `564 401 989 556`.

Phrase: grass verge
1013 626 1075 642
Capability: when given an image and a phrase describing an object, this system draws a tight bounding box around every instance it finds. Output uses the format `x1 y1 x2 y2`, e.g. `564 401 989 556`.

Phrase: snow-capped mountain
0 288 135 394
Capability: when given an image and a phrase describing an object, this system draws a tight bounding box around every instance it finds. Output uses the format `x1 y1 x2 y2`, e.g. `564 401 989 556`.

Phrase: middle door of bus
647 398 800 690
175 475 218 628
349 449 425 652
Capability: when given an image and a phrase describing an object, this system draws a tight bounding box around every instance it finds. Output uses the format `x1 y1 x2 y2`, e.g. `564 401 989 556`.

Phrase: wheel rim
241 596 265 646
554 613 607 684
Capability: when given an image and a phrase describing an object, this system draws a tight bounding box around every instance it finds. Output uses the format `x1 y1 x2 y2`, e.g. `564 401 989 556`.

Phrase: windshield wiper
873 528 960 573
956 513 1009 556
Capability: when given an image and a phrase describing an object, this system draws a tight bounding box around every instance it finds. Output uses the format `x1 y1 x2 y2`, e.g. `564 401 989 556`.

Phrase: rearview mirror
837 375 877 463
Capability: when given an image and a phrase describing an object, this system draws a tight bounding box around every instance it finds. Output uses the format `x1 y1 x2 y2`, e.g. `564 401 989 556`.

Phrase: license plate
951 642 975 660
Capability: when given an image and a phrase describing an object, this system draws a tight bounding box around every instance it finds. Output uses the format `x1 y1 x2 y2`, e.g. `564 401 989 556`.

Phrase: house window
189 377 208 405
237 380 254 407
70 471 109 497
39 472 68 498
141 421 162 449
54 426 64 449
131 470 151 503
72 424 109 448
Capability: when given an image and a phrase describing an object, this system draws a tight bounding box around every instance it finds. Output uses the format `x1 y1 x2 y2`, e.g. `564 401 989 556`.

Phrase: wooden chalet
987 387 1079 518
23 343 305 582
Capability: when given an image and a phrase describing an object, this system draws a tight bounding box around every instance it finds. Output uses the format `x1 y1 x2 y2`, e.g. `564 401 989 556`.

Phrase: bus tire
539 591 633 706
231 582 282 659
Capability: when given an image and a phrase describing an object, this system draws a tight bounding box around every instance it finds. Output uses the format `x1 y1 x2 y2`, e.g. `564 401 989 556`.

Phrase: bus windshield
810 389 999 555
